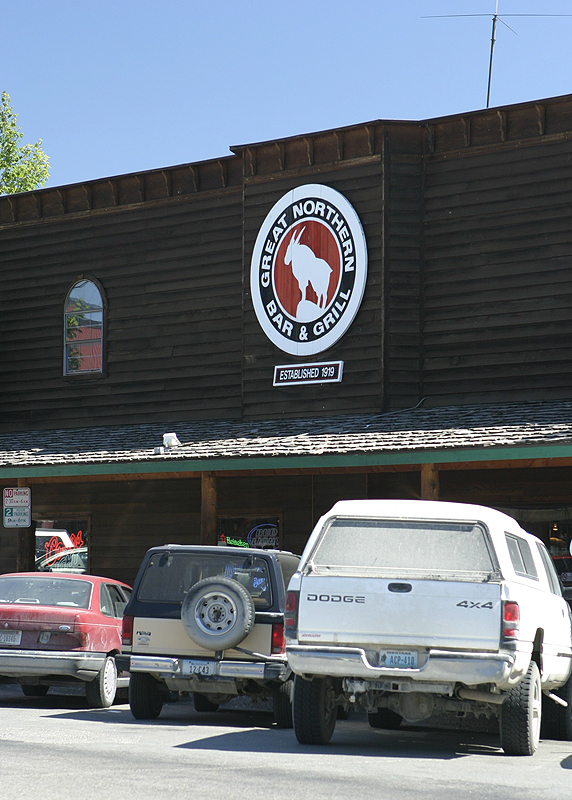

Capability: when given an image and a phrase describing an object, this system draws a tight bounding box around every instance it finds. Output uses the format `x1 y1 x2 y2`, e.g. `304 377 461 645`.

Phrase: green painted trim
1 443 572 479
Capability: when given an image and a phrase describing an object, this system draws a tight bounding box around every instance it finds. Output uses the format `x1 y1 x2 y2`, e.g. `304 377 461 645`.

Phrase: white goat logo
284 226 332 311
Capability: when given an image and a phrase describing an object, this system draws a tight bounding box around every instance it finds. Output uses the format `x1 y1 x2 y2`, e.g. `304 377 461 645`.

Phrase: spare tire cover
181 576 255 651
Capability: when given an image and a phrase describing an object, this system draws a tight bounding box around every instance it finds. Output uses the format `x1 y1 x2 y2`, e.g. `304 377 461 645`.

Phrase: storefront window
35 520 89 573
217 516 281 549
549 521 572 588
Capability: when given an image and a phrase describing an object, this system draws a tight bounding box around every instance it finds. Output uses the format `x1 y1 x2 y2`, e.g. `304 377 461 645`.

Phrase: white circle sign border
250 184 368 356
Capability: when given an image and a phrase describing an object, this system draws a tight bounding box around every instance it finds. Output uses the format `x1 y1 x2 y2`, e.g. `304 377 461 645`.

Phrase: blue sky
3 0 572 189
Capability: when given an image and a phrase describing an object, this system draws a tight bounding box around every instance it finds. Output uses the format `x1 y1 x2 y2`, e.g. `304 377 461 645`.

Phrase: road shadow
174 719 503 760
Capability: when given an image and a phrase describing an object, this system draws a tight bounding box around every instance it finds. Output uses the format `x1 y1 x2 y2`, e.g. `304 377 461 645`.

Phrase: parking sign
3 488 31 528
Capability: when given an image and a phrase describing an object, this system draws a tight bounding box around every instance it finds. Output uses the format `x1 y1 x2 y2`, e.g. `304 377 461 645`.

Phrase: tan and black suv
120 545 300 726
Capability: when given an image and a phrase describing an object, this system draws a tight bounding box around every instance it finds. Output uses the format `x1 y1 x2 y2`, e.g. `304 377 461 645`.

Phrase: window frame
63 276 107 379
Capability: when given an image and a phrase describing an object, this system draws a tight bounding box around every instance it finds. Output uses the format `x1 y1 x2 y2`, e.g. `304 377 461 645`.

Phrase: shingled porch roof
1 399 572 479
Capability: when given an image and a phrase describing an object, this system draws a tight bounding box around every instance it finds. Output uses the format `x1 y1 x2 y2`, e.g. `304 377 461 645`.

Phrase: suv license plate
183 660 215 676
379 650 417 668
0 631 22 645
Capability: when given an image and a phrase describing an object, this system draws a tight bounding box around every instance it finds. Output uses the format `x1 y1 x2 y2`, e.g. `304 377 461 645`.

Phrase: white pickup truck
285 499 572 755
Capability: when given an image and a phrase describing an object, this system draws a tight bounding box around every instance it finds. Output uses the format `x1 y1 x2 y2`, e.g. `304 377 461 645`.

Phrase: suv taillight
284 590 299 639
122 615 133 647
502 601 520 638
271 623 285 654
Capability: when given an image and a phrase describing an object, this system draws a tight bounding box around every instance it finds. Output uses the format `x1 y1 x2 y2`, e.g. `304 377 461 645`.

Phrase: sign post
3 488 31 528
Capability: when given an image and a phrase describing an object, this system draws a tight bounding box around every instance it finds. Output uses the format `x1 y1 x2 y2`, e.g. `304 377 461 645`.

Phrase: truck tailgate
297 575 502 650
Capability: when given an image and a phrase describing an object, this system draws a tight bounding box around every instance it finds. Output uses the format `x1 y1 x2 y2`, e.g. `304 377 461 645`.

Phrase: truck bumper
0 649 106 682
286 644 523 690
129 654 289 683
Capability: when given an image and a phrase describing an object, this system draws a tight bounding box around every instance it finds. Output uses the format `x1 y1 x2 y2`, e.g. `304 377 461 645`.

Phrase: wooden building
2 93 572 584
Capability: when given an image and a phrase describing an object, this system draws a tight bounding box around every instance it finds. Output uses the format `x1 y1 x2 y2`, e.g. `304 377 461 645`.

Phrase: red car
0 572 131 707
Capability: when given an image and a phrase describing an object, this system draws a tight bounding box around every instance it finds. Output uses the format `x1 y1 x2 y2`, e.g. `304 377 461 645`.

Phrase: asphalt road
1 684 571 800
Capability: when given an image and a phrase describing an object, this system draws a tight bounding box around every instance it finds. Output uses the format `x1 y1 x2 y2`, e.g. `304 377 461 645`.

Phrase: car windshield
0 576 92 608
137 552 273 609
308 517 499 581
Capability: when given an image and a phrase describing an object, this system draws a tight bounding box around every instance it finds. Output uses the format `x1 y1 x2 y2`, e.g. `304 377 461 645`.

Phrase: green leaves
0 91 50 194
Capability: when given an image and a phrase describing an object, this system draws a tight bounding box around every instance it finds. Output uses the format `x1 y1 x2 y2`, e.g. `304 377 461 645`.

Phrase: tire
540 671 572 741
85 656 117 708
500 660 542 755
21 684 49 698
273 679 294 729
129 672 164 720
181 577 255 651
367 708 403 730
193 692 220 713
293 674 337 745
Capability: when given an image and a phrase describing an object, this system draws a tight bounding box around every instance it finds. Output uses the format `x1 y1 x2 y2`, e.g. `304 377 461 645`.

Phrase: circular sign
250 184 368 356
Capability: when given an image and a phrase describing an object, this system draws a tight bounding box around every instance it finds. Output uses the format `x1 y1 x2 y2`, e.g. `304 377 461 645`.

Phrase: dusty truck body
285 500 572 755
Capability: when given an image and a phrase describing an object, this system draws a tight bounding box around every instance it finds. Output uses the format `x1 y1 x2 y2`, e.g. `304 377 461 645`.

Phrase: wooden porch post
201 472 218 545
420 463 440 501
16 478 35 572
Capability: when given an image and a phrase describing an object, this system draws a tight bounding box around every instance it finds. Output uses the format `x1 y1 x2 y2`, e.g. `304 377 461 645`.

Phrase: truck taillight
271 623 285 654
122 615 134 647
503 601 520 637
284 591 299 639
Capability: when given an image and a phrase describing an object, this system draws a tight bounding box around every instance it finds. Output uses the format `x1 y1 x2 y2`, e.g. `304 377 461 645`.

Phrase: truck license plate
0 630 22 645
182 660 214 676
379 650 417 668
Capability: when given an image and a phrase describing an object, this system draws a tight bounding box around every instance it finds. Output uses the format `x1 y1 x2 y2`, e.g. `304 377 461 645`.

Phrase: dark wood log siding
386 152 422 410
421 136 572 406
0 190 244 431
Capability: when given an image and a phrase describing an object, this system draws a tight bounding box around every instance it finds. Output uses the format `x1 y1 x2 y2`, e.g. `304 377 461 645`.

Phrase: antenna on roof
423 4 572 109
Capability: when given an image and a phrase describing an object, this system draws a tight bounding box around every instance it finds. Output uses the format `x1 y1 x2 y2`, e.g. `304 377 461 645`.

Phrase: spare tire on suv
182 577 255 650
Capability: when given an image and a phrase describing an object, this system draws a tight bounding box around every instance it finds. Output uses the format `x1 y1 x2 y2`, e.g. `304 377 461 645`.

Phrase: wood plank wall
0 120 424 433
0 190 244 431
422 136 572 405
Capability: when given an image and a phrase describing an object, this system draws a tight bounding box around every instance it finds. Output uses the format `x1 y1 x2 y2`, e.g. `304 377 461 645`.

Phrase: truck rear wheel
21 684 49 698
273 679 293 729
540 671 572 741
129 672 164 720
293 675 337 744
193 692 220 713
500 660 541 755
367 708 403 729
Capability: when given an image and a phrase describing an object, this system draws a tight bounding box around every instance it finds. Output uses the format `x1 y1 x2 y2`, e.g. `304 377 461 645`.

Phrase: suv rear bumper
129 654 289 683
286 644 525 689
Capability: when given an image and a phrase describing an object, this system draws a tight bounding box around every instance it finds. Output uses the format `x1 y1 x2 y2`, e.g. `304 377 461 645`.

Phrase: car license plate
379 650 417 668
182 660 215 676
0 630 22 645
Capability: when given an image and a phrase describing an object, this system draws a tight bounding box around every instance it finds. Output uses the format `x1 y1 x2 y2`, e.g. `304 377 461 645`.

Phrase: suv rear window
308 517 499 581
137 552 273 609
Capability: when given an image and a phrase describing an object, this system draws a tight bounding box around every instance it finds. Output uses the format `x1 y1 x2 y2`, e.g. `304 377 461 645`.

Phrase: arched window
64 279 104 375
